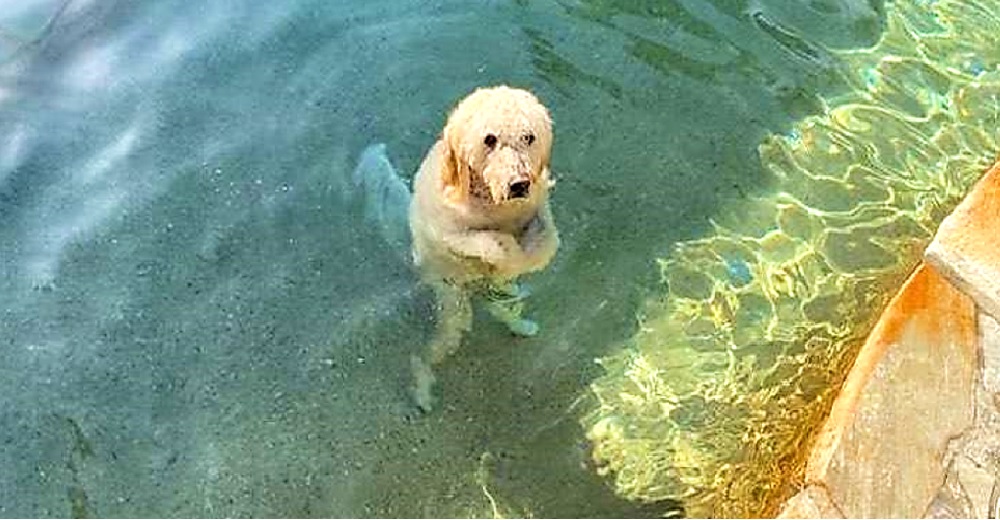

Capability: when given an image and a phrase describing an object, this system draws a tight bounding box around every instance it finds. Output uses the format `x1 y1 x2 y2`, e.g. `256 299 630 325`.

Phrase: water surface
0 0 880 516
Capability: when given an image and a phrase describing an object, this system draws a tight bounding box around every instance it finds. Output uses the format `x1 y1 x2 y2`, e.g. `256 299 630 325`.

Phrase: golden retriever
408 86 559 411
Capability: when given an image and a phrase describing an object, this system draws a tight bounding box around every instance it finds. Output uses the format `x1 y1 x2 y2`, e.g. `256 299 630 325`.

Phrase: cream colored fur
408 86 559 410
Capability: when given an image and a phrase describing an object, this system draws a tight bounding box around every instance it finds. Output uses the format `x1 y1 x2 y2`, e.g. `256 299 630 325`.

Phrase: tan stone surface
805 264 978 518
778 485 844 519
955 455 997 519
925 459 974 518
980 311 1000 395
925 161 1000 322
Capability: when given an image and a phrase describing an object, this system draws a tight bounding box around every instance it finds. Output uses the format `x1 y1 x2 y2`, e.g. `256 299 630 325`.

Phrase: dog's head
440 86 552 205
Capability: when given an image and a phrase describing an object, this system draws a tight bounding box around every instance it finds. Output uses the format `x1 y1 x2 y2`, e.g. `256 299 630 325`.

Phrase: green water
1 0 990 517
582 0 1000 515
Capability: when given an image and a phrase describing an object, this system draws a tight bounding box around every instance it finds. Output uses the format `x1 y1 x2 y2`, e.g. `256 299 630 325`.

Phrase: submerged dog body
408 86 560 410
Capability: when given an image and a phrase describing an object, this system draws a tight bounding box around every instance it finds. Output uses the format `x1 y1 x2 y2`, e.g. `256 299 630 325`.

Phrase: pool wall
780 159 1000 518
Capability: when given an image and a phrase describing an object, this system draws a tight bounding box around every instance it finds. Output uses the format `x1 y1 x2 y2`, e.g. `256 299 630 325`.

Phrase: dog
407 86 560 411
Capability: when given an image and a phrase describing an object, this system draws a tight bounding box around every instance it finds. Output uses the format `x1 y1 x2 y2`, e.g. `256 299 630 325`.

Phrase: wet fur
408 86 560 410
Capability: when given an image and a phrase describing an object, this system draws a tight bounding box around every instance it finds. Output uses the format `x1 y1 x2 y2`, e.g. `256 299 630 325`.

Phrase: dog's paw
483 297 540 337
476 232 523 266
410 355 437 412
507 317 539 337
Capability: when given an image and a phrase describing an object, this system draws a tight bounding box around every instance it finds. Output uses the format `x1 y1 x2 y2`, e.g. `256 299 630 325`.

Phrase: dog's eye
523 133 536 146
484 134 498 149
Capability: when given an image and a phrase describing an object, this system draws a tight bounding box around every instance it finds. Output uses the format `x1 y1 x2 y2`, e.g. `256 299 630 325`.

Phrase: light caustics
580 0 1000 516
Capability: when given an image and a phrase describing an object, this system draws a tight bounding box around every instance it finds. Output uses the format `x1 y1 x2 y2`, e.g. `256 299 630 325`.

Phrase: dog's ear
530 103 554 184
440 127 468 203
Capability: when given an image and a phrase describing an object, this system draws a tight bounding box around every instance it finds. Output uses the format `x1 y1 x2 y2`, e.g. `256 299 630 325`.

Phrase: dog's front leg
443 230 529 276
478 206 558 337
483 279 539 337
518 204 559 272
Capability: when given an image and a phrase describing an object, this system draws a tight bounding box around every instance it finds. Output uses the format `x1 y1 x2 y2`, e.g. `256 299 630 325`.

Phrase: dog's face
440 86 553 206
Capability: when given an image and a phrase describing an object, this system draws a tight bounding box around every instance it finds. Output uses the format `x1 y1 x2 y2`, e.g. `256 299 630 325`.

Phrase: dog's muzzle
509 179 531 199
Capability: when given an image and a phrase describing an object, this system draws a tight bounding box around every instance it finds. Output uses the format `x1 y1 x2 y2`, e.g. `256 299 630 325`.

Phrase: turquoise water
0 0 881 516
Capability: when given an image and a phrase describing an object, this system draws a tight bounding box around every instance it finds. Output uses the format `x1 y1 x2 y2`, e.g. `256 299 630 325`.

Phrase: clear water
0 0 889 517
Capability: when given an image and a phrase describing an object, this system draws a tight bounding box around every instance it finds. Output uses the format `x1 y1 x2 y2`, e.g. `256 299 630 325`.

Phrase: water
0 0 882 516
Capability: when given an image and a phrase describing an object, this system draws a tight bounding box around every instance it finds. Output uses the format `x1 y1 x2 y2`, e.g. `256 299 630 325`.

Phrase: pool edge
779 160 1000 519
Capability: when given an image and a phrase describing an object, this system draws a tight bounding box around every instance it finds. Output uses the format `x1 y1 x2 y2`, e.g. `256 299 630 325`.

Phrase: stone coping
926 162 1000 322
779 161 1000 518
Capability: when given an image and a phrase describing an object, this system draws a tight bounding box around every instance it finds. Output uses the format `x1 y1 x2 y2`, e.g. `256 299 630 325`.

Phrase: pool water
1 0 991 517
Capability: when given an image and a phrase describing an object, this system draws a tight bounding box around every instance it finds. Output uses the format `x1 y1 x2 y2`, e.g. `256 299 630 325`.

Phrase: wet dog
408 86 560 410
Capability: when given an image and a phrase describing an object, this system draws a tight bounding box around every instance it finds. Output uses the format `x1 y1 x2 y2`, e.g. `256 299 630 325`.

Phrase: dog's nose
509 180 531 199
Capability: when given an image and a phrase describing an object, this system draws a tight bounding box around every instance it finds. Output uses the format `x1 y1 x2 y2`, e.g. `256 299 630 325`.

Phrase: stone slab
804 264 978 518
955 455 997 519
778 485 844 519
980 311 1000 395
925 161 1000 322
